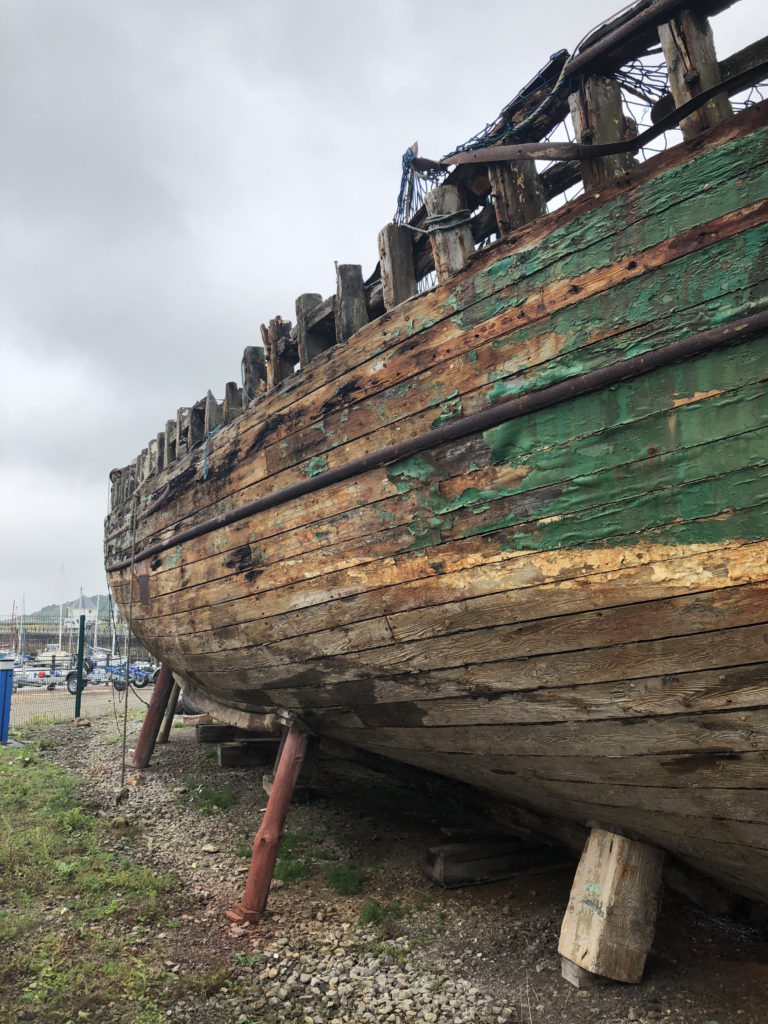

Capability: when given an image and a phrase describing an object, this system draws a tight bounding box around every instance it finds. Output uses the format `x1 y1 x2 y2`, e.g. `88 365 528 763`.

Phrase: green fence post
74 614 85 719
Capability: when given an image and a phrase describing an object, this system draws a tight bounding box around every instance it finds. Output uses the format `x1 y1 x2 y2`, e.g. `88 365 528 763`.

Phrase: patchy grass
359 898 411 931
0 739 181 1021
179 779 237 815
323 860 365 896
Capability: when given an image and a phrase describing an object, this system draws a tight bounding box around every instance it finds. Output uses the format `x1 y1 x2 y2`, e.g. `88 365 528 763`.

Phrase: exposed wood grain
559 828 664 984
378 223 418 310
335 264 368 344
659 8 732 140
424 184 474 282
569 74 637 190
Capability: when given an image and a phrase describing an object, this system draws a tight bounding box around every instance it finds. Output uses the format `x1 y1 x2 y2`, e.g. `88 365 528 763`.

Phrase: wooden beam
558 828 664 985
568 75 636 191
241 346 267 401
155 431 165 475
188 399 205 447
378 223 418 310
263 317 296 387
164 419 176 467
296 293 333 366
175 408 190 459
652 35 768 123
204 390 223 435
425 184 475 282
658 8 732 140
488 160 547 236
335 263 368 343
222 381 243 425
426 839 569 887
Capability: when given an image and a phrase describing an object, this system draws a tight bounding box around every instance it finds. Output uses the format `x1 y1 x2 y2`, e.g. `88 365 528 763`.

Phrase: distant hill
32 595 111 618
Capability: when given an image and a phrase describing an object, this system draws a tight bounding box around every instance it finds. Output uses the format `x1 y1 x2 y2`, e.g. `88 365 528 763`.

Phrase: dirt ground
31 715 768 1024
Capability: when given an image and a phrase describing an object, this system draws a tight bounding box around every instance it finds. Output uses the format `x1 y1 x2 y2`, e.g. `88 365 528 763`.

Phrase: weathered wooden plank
426 839 568 887
222 381 244 426
568 74 636 190
559 829 664 984
488 159 546 236
321 706 768 760
658 8 732 140
164 419 177 467
296 294 333 367
424 184 474 282
335 264 368 344
188 399 206 447
204 390 223 435
136 180 768 537
263 317 296 388
242 346 267 401
121 117 768 540
378 223 418 310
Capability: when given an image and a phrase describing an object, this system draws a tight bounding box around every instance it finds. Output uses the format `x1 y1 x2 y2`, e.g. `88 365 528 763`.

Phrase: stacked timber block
195 722 281 769
425 839 570 888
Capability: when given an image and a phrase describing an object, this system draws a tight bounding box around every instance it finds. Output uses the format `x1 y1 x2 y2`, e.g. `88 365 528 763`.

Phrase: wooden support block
147 437 159 477
560 957 610 989
263 317 296 388
204 389 223 435
195 723 273 744
188 399 206 447
568 75 636 191
425 184 474 283
155 431 165 474
378 223 418 310
296 293 333 366
488 160 546 237
658 8 732 141
164 419 177 466
223 381 244 425
426 839 570 888
218 739 282 768
335 264 368 343
241 346 267 401
558 828 664 985
175 408 190 458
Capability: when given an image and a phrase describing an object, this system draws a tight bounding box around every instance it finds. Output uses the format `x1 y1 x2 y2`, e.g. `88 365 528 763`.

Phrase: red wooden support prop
227 722 308 924
128 664 175 769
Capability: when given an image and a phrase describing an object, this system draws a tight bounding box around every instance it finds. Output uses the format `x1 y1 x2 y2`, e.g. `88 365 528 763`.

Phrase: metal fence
0 614 157 729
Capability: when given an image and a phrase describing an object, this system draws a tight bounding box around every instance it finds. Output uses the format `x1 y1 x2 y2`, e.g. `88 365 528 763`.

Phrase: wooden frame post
296 293 333 367
241 346 267 402
424 184 474 283
377 223 418 310
568 75 635 191
488 160 546 237
658 8 732 141
227 722 308 924
262 317 296 388
335 264 368 343
559 828 664 985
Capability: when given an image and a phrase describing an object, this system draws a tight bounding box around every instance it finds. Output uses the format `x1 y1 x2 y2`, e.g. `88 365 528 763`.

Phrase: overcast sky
1 0 760 614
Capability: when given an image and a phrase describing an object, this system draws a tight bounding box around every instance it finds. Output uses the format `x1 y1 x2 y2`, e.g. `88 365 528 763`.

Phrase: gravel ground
30 715 768 1024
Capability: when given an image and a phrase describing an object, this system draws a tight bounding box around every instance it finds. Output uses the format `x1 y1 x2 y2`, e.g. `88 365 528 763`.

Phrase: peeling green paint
163 545 183 568
467 350 478 363
430 389 464 428
302 455 328 477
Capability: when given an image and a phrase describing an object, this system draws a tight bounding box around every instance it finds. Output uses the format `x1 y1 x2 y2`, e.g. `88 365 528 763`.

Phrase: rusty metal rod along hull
106 308 768 573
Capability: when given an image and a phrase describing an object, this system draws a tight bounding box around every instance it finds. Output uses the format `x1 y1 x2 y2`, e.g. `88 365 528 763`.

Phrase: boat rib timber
106 8 768 906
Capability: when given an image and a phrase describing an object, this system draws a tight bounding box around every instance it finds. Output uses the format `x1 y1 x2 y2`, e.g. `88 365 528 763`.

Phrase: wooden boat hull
106 103 768 903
